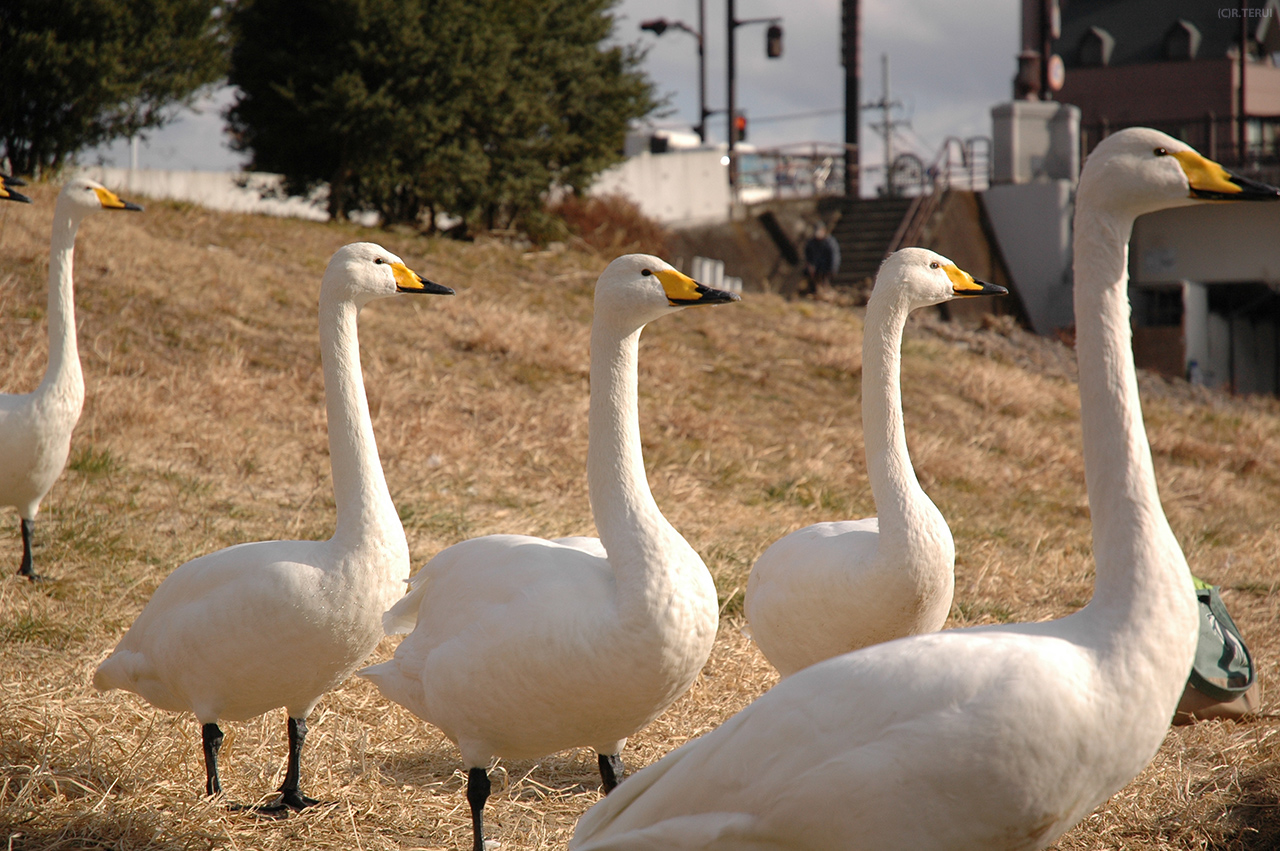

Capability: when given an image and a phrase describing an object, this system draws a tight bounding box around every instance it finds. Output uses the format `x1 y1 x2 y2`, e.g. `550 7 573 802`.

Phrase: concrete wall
590 149 730 227
1131 203 1280 284
981 180 1076 335
991 101 1081 184
77 167 330 221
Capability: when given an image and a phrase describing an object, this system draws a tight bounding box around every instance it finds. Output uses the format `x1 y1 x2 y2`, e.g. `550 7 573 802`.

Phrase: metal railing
1081 115 1280 179
733 143 852 203
886 136 992 253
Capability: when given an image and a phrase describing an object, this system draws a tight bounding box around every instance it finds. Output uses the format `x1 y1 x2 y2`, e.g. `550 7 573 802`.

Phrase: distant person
802 224 840 297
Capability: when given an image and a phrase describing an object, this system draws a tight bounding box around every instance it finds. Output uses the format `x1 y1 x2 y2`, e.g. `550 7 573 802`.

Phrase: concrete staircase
830 196 914 288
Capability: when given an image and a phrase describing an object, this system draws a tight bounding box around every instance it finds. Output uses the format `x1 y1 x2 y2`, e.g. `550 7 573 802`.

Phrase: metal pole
697 0 707 143
881 54 892 191
727 0 737 186
1239 0 1248 162
843 0 860 197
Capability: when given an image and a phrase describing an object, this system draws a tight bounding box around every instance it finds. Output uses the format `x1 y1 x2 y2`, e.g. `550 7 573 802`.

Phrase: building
992 0 1280 395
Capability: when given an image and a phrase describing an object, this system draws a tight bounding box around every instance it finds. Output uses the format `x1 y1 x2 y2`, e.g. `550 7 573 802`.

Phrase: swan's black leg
259 716 320 811
17 518 46 582
467 766 491 851
598 752 626 793
203 722 224 796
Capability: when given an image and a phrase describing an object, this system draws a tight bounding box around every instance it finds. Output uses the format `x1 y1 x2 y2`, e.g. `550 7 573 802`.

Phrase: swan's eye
1154 147 1168 157
641 269 652 277
929 262 939 269
374 258 385 264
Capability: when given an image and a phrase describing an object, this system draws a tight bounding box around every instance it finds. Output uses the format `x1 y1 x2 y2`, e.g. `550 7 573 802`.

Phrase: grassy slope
0 182 1277 850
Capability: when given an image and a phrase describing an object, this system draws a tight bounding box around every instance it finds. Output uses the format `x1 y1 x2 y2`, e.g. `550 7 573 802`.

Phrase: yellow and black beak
0 177 32 205
391 261 454 295
93 186 144 212
0 172 27 187
653 268 741 306
1172 150 1280 201
944 264 1007 297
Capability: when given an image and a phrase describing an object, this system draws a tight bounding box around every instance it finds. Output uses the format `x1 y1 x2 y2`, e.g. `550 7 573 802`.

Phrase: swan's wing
744 519 884 673
364 534 619 735
572 628 1103 851
552 535 608 558
93 539 329 713
383 534 609 634
571 813 773 851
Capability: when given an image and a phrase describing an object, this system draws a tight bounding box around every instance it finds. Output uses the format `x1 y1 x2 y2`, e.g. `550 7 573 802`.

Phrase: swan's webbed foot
254 788 321 813
251 716 323 813
598 752 626 793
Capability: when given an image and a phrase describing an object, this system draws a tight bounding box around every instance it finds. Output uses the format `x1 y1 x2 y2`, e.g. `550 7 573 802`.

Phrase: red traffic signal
733 113 747 142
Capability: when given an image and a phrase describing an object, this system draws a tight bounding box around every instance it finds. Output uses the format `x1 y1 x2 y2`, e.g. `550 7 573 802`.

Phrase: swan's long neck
1071 203 1196 663
319 296 402 554
861 293 938 548
587 317 688 604
36 202 85 408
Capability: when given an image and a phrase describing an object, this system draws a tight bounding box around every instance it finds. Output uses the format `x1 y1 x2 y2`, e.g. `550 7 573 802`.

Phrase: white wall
77 167 330 221
981 180 1076 335
1132 203 1280 285
590 149 730 227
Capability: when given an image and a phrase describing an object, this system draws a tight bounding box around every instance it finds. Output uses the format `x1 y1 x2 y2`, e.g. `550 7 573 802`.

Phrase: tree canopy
226 0 656 228
0 0 228 176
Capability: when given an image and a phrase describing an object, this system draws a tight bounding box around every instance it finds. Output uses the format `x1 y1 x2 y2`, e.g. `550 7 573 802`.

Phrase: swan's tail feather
93 651 146 693
358 660 421 712
382 571 429 634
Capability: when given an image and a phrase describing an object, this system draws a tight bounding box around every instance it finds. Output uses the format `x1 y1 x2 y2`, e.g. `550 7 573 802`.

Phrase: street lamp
726 1 783 186
640 4 709 143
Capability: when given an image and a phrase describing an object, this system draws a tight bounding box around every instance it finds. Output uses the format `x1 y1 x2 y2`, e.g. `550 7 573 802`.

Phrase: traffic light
766 23 783 58
733 112 747 142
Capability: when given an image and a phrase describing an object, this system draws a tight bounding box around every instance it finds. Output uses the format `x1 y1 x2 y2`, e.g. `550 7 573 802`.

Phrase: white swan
0 172 31 204
744 249 1006 676
567 130 1278 851
360 254 739 851
94 242 453 808
1 177 140 581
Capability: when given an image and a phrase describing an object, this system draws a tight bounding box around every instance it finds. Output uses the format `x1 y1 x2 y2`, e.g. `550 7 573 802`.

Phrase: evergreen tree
0 0 227 176
226 0 654 228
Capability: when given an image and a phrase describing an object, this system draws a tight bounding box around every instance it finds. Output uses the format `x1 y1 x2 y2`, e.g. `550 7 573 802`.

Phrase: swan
1 177 140 581
359 254 739 851
0 172 31 204
568 130 1279 851
94 242 453 809
744 248 1006 676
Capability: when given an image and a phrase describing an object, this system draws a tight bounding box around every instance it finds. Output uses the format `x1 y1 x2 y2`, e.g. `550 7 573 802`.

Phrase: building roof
1054 0 1280 68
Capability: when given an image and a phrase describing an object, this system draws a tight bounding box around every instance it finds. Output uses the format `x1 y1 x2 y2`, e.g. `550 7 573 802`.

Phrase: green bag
1186 576 1256 702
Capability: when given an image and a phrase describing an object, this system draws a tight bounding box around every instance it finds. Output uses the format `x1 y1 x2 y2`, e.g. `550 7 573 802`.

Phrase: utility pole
640 3 709 143
727 0 737 171
842 0 860 197
726 0 783 188
864 54 908 195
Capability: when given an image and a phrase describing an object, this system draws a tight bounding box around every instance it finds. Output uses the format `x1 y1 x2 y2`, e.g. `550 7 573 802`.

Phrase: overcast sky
83 0 1019 192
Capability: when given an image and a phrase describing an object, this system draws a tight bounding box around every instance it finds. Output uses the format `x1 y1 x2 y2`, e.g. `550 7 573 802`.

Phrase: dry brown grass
1 181 1278 850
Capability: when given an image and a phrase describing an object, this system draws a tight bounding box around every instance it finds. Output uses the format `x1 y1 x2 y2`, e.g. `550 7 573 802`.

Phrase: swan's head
0 173 31 205
874 248 1007 309
57 178 143 216
1079 128 1280 218
594 254 740 329
322 242 454 305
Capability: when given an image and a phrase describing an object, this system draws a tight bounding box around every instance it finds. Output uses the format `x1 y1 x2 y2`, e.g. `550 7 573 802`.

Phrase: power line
749 108 845 125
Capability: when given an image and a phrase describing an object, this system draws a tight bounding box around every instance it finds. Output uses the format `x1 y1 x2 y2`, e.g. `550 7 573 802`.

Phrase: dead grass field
1 182 1278 850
